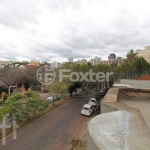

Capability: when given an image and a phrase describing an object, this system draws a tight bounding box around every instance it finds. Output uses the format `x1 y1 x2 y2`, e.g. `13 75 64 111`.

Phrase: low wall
120 79 150 88
122 88 150 98
101 88 119 114
101 104 117 113
87 110 150 150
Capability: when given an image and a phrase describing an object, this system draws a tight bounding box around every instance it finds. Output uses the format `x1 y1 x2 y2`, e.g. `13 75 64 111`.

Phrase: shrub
4 94 7 101
5 94 23 103
43 89 49 93
0 107 10 121
13 94 23 100
24 91 33 97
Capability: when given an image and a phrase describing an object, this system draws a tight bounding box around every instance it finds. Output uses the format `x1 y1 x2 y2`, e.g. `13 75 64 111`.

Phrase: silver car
47 94 60 101
81 104 94 116
88 98 98 107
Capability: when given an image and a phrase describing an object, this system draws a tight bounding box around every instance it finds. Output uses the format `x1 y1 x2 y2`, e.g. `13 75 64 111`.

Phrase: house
0 77 16 94
18 64 39 70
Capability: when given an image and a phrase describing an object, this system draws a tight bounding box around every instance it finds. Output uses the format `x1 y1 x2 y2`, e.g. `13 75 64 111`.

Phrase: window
91 100 94 102
90 106 93 109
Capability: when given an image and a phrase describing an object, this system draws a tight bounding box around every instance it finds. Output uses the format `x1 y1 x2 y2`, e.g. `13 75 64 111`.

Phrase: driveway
0 93 91 150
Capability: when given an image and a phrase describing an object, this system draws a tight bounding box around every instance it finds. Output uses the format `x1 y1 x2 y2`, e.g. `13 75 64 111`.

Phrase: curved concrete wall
87 88 150 150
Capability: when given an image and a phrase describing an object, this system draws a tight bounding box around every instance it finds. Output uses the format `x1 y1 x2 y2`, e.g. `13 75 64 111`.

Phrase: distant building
91 59 96 66
137 46 150 63
94 56 101 65
29 61 40 66
108 53 116 60
117 57 123 64
68 57 73 62
14 64 19 67
51 61 61 68
135 49 141 54
76 59 87 64
81 59 87 64
0 60 13 68
43 63 51 67
101 57 122 66
0 64 6 68
101 59 117 66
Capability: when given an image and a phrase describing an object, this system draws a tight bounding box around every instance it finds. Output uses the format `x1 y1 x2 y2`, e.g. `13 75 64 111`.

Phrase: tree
133 57 150 78
120 49 138 79
5 92 50 123
45 81 69 99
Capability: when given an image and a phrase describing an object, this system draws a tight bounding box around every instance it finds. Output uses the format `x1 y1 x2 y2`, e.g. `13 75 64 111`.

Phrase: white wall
120 79 150 88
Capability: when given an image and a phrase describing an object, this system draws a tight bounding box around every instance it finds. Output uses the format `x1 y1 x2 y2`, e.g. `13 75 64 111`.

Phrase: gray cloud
0 0 150 62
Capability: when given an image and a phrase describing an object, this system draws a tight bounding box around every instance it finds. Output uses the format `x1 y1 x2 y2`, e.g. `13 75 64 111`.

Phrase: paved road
0 93 91 150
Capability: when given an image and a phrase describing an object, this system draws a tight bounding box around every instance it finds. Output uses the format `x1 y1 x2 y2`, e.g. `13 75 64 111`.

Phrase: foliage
113 49 150 80
43 89 49 93
0 107 10 121
1 92 50 123
11 94 23 100
70 139 86 150
133 56 150 77
45 81 68 98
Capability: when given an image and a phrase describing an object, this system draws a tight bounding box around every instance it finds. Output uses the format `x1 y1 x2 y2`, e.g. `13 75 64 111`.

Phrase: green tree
5 92 50 123
133 57 150 78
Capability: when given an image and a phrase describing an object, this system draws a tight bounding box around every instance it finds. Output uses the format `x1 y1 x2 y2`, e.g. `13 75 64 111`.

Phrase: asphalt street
0 93 91 150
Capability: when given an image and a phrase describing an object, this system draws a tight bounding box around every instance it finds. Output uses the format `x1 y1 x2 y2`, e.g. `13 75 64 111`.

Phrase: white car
81 104 94 116
47 94 60 101
88 98 98 107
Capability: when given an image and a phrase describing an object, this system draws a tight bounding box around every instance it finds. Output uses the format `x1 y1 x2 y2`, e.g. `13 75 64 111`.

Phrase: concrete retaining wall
87 87 150 150
101 103 117 114
87 132 99 150
100 88 119 114
120 79 150 88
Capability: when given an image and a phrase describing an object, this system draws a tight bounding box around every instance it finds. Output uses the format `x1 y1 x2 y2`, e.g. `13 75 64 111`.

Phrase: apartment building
137 46 150 63
29 61 40 66
76 59 88 64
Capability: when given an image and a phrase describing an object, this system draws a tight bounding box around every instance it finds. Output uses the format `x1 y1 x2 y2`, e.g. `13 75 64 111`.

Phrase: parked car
81 104 94 116
88 98 99 107
47 94 60 101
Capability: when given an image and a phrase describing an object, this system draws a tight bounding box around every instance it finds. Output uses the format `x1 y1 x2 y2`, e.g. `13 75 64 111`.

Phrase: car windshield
83 107 89 110
49 96 53 98
91 100 95 102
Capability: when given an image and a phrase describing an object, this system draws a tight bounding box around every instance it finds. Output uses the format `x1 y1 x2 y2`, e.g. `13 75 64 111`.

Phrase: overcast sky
0 0 150 62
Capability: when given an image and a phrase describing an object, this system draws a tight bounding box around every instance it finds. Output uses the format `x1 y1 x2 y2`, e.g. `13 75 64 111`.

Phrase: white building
135 49 141 54
51 61 61 68
90 59 96 66
137 46 150 63
94 56 101 65
68 57 73 62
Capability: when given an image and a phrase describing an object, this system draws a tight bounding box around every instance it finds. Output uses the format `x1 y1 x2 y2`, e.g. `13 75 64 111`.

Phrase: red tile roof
22 65 39 69
0 77 15 87
135 75 150 80
0 79 7 87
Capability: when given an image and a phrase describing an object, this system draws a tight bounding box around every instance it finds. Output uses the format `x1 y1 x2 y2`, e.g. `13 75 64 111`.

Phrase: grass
70 139 87 150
